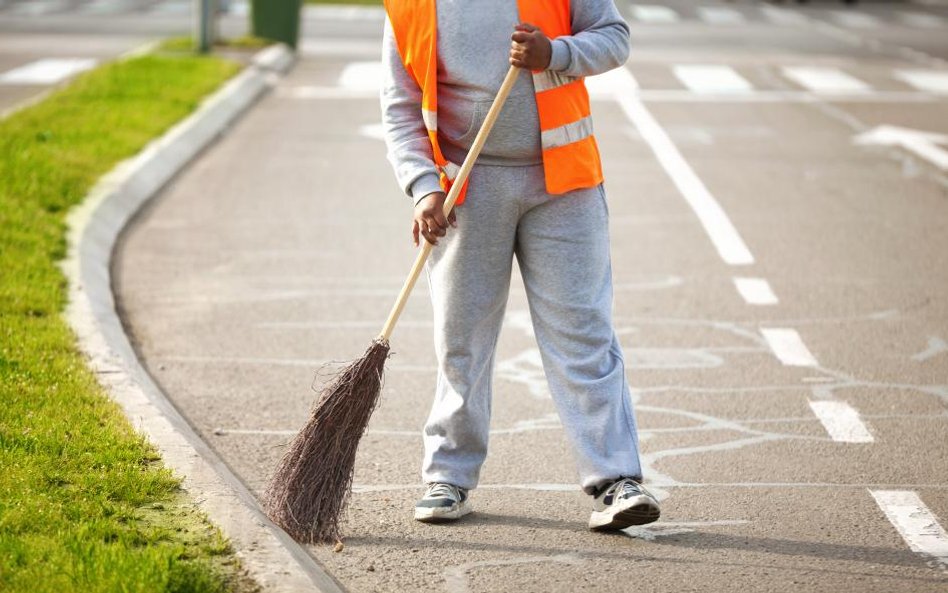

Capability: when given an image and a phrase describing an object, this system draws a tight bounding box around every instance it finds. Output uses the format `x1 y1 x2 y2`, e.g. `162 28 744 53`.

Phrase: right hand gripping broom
264 65 521 544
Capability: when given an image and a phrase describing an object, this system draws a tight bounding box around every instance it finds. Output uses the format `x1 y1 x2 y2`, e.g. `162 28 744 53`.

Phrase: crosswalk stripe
630 5 679 24
829 10 881 29
0 58 97 85
697 6 746 25
894 69 948 93
733 277 778 305
338 61 382 92
760 5 809 26
673 65 753 94
870 491 948 569
781 66 871 94
808 401 874 443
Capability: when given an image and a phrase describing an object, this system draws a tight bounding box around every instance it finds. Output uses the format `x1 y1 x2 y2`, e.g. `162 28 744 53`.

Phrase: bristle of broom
264 338 391 544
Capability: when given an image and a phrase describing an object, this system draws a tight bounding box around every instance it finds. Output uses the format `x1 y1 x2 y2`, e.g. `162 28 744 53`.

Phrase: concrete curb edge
61 44 345 593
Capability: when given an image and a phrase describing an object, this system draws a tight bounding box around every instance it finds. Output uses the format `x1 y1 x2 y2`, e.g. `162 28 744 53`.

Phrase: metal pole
195 0 212 53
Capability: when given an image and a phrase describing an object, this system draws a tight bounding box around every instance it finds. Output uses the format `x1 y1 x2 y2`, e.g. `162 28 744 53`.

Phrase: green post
251 0 302 49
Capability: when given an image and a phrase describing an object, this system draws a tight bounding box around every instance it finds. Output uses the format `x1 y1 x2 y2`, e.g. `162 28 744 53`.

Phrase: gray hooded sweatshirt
380 0 631 204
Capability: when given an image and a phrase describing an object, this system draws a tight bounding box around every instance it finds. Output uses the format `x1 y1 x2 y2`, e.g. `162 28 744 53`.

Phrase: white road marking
359 122 385 140
760 6 809 26
894 69 948 93
673 65 753 94
0 58 97 85
733 277 778 305
781 66 871 94
9 0 68 15
854 125 948 170
149 1 190 14
808 400 874 443
898 12 946 28
630 5 679 23
588 67 754 265
624 520 750 541
338 61 382 92
761 328 819 367
830 10 881 29
697 7 745 25
870 490 948 569
912 336 948 362
303 5 384 20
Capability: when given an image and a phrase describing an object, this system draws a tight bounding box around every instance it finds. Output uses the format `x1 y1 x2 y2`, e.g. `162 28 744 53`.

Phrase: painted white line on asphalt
9 0 68 15
912 336 948 362
894 69 948 93
854 125 948 171
338 61 382 92
673 65 753 94
871 490 948 569
303 5 384 20
760 5 809 26
0 58 97 85
808 400 874 443
781 66 872 94
589 67 754 266
830 10 881 29
733 277 778 305
761 328 819 367
697 7 745 25
630 5 679 23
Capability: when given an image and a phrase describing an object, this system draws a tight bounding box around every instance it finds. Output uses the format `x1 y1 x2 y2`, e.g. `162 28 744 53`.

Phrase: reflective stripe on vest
384 0 603 201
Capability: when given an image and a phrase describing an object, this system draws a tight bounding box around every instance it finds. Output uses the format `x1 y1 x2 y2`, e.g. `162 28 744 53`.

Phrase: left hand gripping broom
264 65 521 544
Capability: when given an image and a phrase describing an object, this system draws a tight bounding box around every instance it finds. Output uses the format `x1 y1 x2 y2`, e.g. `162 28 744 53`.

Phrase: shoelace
426 483 457 499
607 478 642 499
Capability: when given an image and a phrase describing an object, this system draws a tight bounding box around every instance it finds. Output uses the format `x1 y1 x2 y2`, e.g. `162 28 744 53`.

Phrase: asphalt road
41 0 948 591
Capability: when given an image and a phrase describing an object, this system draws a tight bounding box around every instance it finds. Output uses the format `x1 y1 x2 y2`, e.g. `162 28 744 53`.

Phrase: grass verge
0 53 254 592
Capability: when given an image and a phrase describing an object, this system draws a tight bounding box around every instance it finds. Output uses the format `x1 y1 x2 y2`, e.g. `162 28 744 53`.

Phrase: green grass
304 0 381 5
0 53 253 593
158 35 273 53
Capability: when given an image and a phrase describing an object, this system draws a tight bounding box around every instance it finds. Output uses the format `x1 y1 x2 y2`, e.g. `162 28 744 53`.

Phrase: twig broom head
263 338 391 544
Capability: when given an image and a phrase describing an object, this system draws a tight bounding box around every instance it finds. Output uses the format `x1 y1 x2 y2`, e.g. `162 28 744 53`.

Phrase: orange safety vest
383 0 604 204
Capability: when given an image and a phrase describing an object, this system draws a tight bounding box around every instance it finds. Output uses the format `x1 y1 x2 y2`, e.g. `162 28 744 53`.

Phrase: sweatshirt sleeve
381 18 443 204
546 0 631 77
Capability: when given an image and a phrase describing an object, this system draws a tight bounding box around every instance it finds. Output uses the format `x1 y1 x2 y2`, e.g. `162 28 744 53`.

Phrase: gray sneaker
588 477 661 530
414 483 472 523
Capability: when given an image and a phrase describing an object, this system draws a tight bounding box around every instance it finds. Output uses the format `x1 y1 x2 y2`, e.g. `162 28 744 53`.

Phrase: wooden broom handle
378 64 521 342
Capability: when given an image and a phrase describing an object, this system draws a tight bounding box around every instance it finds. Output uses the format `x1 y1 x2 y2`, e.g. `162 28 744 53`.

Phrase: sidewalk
112 45 948 593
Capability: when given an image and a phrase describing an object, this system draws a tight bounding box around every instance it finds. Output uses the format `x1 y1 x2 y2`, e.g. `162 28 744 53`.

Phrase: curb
62 44 345 593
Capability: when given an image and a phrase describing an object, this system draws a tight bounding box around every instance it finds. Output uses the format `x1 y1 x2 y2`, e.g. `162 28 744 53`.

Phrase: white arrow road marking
733 277 778 305
894 69 948 93
854 125 948 170
781 66 871 94
0 58 97 85
588 67 755 265
761 328 819 367
871 490 948 570
673 65 754 94
808 400 874 443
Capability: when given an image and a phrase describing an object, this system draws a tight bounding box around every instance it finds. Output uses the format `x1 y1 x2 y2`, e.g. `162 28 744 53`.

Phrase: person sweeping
381 0 661 530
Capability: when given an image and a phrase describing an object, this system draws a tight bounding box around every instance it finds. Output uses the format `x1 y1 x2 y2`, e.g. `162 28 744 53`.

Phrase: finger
432 208 449 231
516 22 539 32
511 30 532 43
447 209 457 228
421 227 438 246
509 48 525 62
412 220 420 246
510 57 527 68
423 217 446 238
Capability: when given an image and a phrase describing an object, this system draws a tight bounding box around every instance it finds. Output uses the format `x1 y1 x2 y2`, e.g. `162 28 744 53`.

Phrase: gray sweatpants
421 163 643 495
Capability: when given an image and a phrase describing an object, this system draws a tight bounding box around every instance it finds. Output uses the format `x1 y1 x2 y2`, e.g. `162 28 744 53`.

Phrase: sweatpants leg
421 165 524 490
514 169 643 495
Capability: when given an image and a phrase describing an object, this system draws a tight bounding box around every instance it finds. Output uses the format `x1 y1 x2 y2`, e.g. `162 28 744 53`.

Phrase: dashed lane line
760 328 819 367
870 490 948 570
781 66 872 94
672 64 754 94
733 277 778 305
807 400 874 443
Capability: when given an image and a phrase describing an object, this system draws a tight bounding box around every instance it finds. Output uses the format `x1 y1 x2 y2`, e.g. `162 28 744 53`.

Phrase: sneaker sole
414 500 473 523
588 499 661 531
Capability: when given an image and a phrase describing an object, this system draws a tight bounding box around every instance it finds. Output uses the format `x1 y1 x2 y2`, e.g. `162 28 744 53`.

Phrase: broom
264 64 521 544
